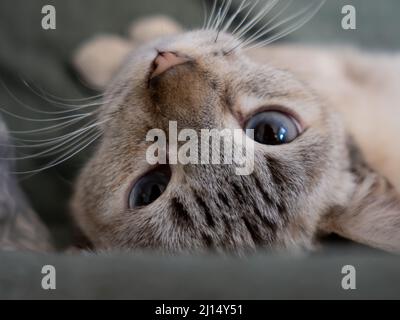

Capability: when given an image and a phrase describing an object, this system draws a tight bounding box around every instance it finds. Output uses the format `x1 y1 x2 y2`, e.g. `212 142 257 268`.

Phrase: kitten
1 4 399 254
69 14 400 254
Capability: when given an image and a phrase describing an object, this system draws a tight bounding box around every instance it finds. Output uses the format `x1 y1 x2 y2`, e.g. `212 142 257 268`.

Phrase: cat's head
71 16 400 254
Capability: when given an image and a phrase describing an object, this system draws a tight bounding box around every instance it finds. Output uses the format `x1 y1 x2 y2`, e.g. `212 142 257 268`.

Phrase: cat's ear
321 140 400 253
73 35 133 91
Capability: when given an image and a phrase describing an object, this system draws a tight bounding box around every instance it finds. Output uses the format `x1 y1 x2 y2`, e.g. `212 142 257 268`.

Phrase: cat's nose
150 51 190 80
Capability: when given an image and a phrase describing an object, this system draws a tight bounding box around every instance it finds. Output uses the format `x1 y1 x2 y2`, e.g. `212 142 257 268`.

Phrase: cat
69 12 400 254
1 2 400 254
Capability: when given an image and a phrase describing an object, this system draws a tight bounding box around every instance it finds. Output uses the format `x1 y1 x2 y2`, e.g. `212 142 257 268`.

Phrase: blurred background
0 0 399 248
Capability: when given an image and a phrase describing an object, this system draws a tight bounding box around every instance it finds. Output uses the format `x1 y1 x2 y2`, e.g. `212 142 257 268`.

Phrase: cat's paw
73 16 182 91
129 15 182 45
73 35 133 91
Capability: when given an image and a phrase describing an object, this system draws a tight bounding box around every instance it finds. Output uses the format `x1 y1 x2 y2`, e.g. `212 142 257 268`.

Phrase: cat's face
72 30 355 254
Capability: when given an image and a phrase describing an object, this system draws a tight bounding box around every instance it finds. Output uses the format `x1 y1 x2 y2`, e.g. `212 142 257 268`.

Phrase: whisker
245 0 326 49
211 1 224 31
215 0 233 42
234 0 280 41
3 120 103 148
221 0 250 33
202 0 209 30
28 130 99 159
22 79 106 110
7 114 91 135
219 0 233 29
238 0 295 48
213 0 225 36
2 129 93 149
231 0 261 36
206 0 218 30
2 127 97 161
224 0 262 53
13 132 102 175
21 77 103 102
0 107 92 122
1 78 101 116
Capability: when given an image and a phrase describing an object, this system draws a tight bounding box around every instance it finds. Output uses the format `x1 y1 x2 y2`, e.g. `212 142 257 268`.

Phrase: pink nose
150 51 190 79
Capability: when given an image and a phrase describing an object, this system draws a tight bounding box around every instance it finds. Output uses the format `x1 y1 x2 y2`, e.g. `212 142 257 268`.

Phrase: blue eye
128 166 171 208
245 111 300 145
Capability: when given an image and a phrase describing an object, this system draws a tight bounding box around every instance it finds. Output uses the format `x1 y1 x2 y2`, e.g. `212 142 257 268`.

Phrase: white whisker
219 0 233 30
4 120 105 149
202 0 209 29
221 0 250 33
238 0 295 48
13 132 102 175
206 0 218 30
2 78 103 116
215 0 233 42
245 0 326 50
234 0 280 41
211 1 224 31
3 127 97 161
30 130 99 159
23 79 106 110
0 107 92 122
7 114 91 135
231 0 260 36
21 78 103 102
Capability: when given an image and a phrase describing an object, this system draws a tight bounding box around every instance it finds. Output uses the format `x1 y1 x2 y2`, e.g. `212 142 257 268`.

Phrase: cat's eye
128 166 171 209
245 111 300 145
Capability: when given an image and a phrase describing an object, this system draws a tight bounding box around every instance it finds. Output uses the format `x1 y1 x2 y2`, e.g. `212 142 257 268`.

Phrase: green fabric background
1 251 399 299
